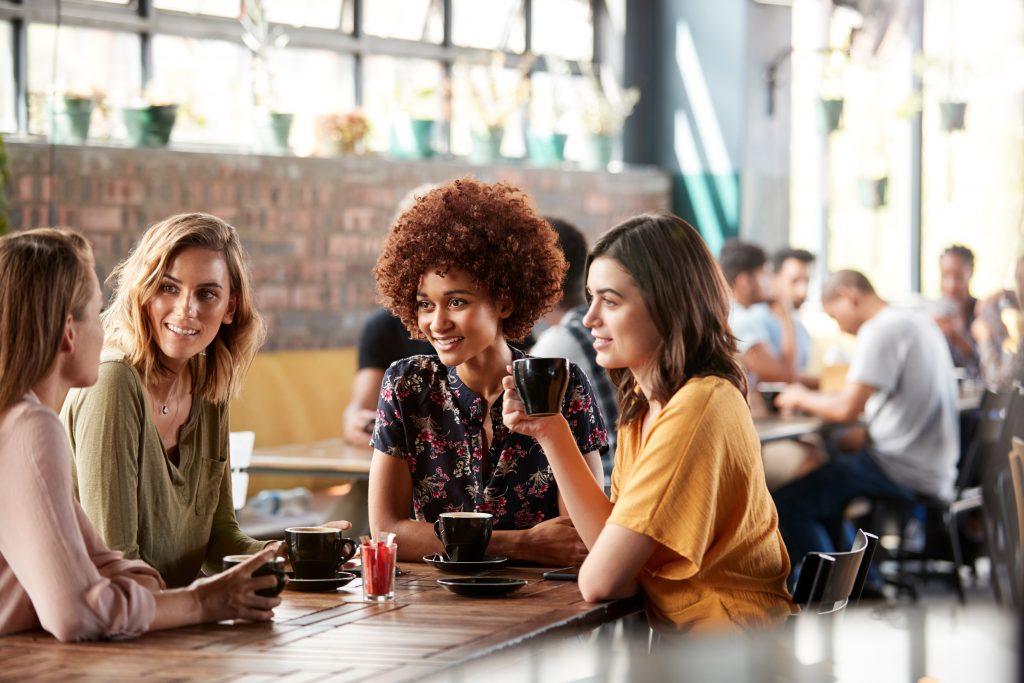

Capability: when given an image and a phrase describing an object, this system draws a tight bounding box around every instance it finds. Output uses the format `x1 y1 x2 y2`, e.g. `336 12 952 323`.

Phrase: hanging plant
0 133 9 236
939 100 967 132
857 176 889 210
818 97 845 134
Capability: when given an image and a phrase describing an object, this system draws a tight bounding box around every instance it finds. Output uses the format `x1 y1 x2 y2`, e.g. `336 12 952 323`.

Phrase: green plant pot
409 119 436 159
469 127 504 164
256 111 293 154
818 98 844 134
48 97 94 144
584 133 613 170
939 100 967 132
857 176 889 209
527 133 567 167
122 105 178 147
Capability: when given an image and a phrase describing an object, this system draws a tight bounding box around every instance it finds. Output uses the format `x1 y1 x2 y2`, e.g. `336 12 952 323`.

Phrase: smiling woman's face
146 247 236 369
415 267 510 367
581 256 660 378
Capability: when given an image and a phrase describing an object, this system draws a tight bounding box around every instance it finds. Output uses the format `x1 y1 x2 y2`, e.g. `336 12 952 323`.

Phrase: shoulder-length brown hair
103 213 266 404
587 213 747 424
0 228 95 414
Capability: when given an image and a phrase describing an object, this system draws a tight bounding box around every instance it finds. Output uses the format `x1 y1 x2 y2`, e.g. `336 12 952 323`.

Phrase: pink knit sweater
0 392 162 641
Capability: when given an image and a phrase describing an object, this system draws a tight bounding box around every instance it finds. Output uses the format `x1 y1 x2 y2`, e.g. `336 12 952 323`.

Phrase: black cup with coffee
221 554 286 597
512 357 570 417
284 526 359 580
433 512 493 562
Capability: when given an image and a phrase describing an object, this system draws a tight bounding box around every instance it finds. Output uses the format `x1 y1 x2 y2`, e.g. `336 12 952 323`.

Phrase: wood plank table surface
248 438 373 479
0 563 643 683
753 414 824 444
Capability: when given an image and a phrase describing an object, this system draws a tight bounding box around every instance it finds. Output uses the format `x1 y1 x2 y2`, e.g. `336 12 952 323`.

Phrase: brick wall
8 143 671 350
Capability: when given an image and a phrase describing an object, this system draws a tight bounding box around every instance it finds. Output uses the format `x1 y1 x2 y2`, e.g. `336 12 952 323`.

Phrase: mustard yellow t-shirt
609 376 794 632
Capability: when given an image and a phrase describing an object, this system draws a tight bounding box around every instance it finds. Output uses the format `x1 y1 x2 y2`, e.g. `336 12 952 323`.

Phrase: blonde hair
0 229 95 414
103 213 265 403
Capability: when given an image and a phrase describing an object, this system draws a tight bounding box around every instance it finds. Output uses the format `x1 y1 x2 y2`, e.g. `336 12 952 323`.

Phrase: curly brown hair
374 177 566 342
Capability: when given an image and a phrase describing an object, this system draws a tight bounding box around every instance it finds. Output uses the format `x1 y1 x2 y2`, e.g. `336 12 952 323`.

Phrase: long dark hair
587 213 747 424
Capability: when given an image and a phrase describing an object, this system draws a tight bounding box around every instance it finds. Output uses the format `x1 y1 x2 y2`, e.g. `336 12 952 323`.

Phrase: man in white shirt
772 270 959 581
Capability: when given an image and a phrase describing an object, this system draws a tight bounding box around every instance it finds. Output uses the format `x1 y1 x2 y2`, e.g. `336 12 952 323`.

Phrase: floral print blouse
371 347 608 529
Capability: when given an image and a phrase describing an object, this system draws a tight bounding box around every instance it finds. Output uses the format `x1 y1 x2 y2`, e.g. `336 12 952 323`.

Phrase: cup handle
433 519 443 542
336 537 359 565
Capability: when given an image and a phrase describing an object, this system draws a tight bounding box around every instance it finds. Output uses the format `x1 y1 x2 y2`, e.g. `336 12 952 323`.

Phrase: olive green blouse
61 350 265 588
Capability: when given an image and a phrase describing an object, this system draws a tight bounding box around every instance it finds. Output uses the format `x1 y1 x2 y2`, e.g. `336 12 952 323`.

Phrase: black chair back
792 529 878 614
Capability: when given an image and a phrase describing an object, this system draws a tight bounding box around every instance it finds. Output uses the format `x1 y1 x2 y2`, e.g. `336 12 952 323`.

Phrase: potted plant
818 97 844 135
857 176 889 209
391 84 445 160
526 56 572 167
314 110 371 156
579 62 640 170
0 133 9 236
241 0 293 154
817 49 849 135
938 100 967 132
47 88 105 145
462 52 534 164
122 99 179 148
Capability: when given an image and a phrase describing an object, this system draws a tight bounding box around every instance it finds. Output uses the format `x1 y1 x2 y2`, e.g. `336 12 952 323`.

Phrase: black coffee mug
512 357 570 417
284 526 359 580
222 554 286 597
757 382 787 415
432 512 493 562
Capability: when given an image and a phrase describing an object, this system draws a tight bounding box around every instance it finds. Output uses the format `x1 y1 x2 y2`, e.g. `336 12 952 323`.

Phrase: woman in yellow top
502 213 793 631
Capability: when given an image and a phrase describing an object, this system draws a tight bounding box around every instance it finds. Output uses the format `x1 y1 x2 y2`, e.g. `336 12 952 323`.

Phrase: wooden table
753 415 824 444
249 416 829 481
0 564 642 682
249 438 373 479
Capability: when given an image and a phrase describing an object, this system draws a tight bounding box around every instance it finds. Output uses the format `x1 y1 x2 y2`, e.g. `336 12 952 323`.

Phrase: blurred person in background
935 244 980 377
767 248 816 384
773 270 959 589
531 217 619 479
720 240 800 386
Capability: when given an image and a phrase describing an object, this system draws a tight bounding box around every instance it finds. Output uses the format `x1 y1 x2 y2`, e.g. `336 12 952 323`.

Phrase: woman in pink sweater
0 228 280 642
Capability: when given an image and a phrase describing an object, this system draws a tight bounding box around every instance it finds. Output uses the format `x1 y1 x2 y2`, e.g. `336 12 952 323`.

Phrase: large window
6 0 600 162
0 23 16 133
27 24 142 140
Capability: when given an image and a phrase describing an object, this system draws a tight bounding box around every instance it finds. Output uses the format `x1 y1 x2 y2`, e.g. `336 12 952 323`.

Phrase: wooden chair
981 384 1024 606
856 389 1011 603
792 529 879 614
1007 437 1024 602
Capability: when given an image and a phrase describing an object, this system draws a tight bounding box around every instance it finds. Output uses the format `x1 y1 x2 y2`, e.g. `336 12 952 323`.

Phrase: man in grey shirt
771 270 959 582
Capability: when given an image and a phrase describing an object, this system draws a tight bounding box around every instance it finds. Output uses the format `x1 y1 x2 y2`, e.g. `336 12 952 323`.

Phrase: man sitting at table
721 240 821 489
772 270 959 585
721 241 801 386
767 247 817 384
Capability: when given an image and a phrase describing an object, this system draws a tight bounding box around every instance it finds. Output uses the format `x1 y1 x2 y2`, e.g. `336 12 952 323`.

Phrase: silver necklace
155 372 183 417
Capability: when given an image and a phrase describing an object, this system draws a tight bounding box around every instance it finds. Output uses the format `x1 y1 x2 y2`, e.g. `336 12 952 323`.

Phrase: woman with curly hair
503 214 793 632
370 178 607 565
62 213 350 587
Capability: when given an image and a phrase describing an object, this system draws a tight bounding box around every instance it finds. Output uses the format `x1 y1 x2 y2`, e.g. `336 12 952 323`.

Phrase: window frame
0 0 603 144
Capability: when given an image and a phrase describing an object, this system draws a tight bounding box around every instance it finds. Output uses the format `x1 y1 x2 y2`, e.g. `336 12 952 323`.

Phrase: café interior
0 0 1022 681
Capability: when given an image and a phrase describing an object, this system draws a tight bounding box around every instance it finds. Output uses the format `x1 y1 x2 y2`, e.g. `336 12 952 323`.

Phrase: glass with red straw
361 531 397 602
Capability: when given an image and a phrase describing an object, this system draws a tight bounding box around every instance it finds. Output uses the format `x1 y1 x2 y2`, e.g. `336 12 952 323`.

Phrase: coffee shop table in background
248 437 373 479
0 564 643 682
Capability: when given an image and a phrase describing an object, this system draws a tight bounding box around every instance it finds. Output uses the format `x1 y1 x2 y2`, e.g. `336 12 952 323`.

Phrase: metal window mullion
12 16 25 133
524 0 532 54
591 0 601 66
441 0 452 47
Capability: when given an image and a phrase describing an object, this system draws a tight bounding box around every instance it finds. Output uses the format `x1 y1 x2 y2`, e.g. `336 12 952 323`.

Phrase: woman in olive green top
62 213 347 587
